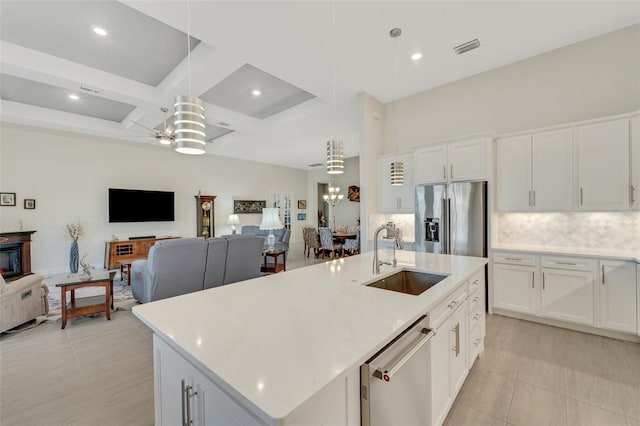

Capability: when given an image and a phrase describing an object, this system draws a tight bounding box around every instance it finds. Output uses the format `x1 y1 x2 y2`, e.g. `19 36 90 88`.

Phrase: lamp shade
259 208 283 230
174 95 206 155
227 214 241 226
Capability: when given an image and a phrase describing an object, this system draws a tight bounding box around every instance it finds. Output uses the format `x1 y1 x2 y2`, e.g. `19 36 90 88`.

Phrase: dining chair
319 227 343 259
343 231 360 256
306 227 322 258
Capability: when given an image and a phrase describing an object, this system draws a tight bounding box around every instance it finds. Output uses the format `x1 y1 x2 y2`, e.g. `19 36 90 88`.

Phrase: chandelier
323 179 344 207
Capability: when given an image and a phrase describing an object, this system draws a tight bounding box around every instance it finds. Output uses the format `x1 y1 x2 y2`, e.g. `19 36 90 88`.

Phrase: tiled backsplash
496 212 640 250
368 214 415 242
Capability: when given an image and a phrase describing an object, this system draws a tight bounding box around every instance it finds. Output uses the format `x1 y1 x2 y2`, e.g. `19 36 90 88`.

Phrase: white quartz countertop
492 244 640 263
132 251 487 423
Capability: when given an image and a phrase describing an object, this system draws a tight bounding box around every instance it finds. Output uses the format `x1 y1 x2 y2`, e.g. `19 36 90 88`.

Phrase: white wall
306 156 360 229
384 24 640 153
0 124 308 274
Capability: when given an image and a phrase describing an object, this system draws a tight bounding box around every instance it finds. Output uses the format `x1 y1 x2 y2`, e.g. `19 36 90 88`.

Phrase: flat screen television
109 188 175 223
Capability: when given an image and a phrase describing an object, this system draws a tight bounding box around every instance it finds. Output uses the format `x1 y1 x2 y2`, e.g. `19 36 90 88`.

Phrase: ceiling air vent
453 39 480 55
308 163 323 167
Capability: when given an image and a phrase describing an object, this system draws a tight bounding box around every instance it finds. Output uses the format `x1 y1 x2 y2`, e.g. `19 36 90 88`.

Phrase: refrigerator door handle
441 197 447 254
447 198 452 255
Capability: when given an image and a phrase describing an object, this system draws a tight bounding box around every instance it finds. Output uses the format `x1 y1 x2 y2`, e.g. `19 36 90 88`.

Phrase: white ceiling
1 1 639 170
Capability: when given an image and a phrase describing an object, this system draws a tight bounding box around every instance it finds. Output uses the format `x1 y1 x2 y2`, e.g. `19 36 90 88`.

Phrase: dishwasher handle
374 328 435 383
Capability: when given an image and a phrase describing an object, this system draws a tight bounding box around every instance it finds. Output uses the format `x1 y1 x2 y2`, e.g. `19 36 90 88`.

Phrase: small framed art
24 199 36 209
297 200 306 209
0 192 16 206
297 213 306 220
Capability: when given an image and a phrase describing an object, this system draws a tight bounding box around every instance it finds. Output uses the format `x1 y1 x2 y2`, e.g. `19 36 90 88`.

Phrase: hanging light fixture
174 0 206 155
389 27 404 186
323 178 344 207
326 1 344 175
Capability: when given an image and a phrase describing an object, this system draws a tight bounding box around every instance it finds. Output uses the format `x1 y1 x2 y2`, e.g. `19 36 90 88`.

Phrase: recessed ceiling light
411 52 423 61
251 89 261 96
68 94 79 100
92 27 108 36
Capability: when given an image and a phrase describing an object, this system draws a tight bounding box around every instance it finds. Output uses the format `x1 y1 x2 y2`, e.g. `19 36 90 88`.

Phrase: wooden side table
117 257 146 284
55 271 116 329
261 250 287 274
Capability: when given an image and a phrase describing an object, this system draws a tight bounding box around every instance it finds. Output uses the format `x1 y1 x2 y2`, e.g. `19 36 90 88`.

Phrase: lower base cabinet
540 268 594 326
493 264 536 314
600 260 638 333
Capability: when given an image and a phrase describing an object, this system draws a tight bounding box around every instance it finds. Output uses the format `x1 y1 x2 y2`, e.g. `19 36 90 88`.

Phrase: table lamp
227 214 241 234
259 208 283 251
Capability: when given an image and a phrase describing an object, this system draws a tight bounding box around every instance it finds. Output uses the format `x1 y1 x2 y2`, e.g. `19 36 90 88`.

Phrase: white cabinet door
429 321 451 426
414 145 447 184
154 336 190 426
379 154 414 213
496 135 532 211
599 260 637 333
493 264 537 314
449 138 486 182
448 302 469 396
532 128 573 211
540 269 594 326
577 119 630 210
631 115 640 211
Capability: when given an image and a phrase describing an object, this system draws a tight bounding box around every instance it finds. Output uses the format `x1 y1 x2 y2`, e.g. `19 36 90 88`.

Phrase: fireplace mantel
0 231 36 281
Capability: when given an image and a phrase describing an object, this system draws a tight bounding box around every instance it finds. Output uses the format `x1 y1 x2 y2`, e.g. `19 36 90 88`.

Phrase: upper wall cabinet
632 115 639 211
378 153 414 213
577 119 630 211
414 138 487 185
496 128 573 211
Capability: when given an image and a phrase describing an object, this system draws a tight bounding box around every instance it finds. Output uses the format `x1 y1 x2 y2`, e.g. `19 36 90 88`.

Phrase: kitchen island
133 251 488 426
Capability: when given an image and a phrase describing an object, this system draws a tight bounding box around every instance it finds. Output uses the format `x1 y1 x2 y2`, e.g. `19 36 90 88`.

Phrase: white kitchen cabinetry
378 153 414 213
599 260 637 333
632 115 639 211
414 138 486 185
496 128 573 211
577 119 630 210
539 268 594 326
154 335 263 426
492 263 536 314
428 286 470 426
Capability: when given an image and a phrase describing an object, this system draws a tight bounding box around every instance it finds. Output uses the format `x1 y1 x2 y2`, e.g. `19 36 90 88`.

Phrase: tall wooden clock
195 195 216 238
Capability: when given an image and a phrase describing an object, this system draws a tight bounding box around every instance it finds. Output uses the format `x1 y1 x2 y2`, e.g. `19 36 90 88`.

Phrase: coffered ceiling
1 1 638 170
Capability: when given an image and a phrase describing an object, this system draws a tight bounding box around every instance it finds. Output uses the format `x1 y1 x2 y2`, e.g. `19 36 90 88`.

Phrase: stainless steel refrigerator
415 181 487 257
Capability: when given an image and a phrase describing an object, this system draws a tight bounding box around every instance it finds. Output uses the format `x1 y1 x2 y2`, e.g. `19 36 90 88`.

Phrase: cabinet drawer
493 251 537 266
468 270 484 296
469 302 484 332
428 284 468 329
540 255 593 271
469 291 483 315
469 321 483 363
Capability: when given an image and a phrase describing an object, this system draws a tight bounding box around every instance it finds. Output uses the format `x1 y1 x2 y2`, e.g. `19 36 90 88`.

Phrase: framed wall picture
233 200 266 214
0 192 16 206
24 199 36 209
297 213 306 220
297 200 306 209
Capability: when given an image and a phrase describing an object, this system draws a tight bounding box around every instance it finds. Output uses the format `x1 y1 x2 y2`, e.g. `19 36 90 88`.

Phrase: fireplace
0 231 36 281
0 243 22 279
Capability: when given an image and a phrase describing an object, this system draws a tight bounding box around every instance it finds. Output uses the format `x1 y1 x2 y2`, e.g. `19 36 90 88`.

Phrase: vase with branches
66 222 84 273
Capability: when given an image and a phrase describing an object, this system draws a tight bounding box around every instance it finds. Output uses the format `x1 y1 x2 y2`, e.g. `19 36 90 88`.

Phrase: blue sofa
130 235 264 304
240 225 290 253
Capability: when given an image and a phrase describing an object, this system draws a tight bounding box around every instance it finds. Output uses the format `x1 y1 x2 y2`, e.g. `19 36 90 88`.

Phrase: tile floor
1 245 638 425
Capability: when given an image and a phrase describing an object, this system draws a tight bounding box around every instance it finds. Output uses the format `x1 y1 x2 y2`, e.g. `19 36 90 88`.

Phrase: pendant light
326 1 344 175
174 0 206 155
389 27 403 186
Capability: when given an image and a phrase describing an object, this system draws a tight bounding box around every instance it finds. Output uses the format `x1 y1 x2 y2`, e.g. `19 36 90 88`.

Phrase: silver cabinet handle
531 271 534 288
505 257 523 261
474 313 481 320
443 165 446 180
374 328 435 383
454 323 460 357
555 261 577 266
532 190 536 207
181 380 187 426
631 185 636 205
602 265 605 285
580 188 584 206
450 164 454 180
542 272 545 290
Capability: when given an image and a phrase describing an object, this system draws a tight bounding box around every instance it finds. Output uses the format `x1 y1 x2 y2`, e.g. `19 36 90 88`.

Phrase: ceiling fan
129 107 175 146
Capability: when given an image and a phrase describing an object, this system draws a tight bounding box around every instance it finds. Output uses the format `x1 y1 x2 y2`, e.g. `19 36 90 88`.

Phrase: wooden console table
104 236 179 270
0 231 36 281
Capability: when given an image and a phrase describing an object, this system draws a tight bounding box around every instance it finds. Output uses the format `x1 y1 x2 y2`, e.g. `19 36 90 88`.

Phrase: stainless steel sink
366 270 448 296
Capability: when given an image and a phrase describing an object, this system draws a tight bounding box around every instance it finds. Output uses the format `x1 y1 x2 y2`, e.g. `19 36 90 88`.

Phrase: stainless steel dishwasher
360 315 435 426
